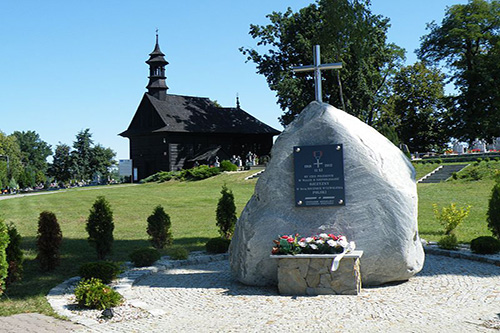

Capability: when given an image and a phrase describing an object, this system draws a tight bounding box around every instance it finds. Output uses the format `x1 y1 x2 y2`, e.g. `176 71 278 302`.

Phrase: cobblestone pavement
0 313 82 332
73 254 500 333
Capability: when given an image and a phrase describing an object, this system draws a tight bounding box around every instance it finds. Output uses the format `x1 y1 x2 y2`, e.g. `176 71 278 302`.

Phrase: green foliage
6 224 23 286
129 248 161 267
487 182 500 238
385 62 448 152
78 261 122 284
0 131 23 189
182 165 220 180
438 234 458 250
12 130 52 176
36 211 62 271
141 165 221 183
453 161 500 182
205 237 231 254
0 217 9 296
470 236 500 254
166 246 189 260
433 203 471 235
216 184 237 239
220 160 238 172
48 144 72 183
142 171 179 183
418 0 500 142
147 205 173 249
241 0 404 126
86 196 114 260
74 278 122 310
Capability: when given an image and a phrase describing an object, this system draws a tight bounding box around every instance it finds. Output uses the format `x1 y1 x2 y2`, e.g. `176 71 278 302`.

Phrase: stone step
418 164 469 183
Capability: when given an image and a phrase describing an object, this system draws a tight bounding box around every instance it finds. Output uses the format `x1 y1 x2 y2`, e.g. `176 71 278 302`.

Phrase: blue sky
0 0 466 160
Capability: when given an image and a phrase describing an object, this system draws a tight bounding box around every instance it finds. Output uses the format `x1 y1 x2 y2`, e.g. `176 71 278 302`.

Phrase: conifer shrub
470 236 500 254
487 181 500 239
216 184 237 239
438 234 458 250
147 205 172 249
129 248 160 267
0 217 9 296
6 223 23 286
86 196 114 260
220 160 238 172
166 246 189 260
205 237 231 254
181 165 220 180
74 278 122 310
37 211 62 271
78 261 122 284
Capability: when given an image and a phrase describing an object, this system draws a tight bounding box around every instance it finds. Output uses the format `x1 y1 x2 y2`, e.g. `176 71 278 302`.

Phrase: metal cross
292 45 342 103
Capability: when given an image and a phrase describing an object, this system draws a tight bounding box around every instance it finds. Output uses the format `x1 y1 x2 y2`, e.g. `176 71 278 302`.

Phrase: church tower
146 33 168 100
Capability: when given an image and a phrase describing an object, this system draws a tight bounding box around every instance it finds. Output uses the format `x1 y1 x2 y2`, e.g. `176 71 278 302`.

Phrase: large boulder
230 101 424 286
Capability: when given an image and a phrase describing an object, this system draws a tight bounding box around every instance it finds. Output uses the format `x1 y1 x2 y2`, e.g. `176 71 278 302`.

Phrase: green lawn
0 167 496 317
0 170 258 316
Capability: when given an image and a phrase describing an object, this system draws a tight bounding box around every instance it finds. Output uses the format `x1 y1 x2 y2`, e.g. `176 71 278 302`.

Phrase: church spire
236 93 240 109
146 32 169 100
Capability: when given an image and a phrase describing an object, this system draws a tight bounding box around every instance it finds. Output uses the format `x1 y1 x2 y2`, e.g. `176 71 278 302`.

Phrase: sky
0 0 467 160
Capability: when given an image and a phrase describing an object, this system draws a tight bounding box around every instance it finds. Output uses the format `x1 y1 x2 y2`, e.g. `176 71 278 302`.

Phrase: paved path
71 254 499 333
0 313 81 332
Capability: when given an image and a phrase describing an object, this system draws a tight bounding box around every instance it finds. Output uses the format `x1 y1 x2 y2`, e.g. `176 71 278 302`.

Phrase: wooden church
120 35 280 181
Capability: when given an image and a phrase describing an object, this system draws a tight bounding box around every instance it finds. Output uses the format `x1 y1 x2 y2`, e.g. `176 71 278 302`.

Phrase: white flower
319 233 329 240
298 241 307 248
310 244 318 250
338 236 348 248
315 239 324 245
305 237 314 243
347 241 356 251
327 239 337 247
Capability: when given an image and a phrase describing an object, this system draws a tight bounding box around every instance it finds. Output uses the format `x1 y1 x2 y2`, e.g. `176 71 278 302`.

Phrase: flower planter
271 250 363 296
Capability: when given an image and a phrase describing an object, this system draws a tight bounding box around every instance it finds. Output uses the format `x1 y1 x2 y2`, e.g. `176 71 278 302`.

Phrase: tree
6 223 23 285
12 130 51 175
216 184 237 239
0 131 23 188
72 129 94 181
386 62 448 152
147 205 173 249
48 143 72 184
86 196 114 260
90 144 116 182
418 0 500 142
241 0 405 126
36 211 62 271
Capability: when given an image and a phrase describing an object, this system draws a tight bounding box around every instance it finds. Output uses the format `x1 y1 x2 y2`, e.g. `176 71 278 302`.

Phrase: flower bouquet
271 233 355 255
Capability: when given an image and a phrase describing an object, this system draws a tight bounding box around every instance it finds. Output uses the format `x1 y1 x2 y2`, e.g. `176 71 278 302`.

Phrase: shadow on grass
1 236 212 301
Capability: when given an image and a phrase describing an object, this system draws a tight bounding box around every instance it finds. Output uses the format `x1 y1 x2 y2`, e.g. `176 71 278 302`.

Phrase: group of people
231 152 259 169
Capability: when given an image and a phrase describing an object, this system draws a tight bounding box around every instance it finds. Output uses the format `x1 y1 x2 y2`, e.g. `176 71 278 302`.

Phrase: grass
0 170 258 316
0 163 498 317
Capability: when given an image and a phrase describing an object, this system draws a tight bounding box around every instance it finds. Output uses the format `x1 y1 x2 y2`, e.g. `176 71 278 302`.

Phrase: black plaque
294 144 345 207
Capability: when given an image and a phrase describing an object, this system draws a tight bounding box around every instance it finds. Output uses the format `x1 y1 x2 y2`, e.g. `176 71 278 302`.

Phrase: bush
37 211 62 271
181 165 220 180
220 160 238 172
6 224 23 286
433 203 471 235
147 205 173 249
166 246 189 260
484 157 490 162
476 157 483 163
0 218 8 296
74 278 122 310
470 236 500 254
487 182 500 238
205 237 231 254
86 196 114 260
438 234 458 250
79 261 122 284
495 157 500 162
451 172 458 180
216 184 237 239
129 248 161 267
436 159 442 164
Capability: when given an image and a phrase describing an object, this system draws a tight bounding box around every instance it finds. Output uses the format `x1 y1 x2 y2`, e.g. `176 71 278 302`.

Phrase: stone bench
271 250 363 295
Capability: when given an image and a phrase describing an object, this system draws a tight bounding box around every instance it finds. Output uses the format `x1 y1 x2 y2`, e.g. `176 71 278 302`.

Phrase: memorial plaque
294 144 345 207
